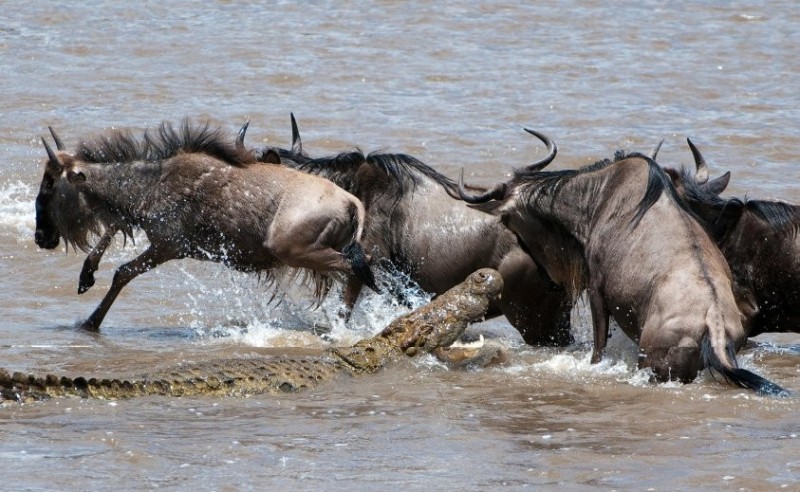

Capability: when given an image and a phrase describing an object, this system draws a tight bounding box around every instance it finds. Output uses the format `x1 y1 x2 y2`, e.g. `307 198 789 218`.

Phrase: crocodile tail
0 369 154 401
701 335 789 397
1 369 87 401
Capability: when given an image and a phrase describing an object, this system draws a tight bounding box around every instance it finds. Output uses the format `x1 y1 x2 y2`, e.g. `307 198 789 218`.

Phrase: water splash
0 181 35 242
165 264 432 348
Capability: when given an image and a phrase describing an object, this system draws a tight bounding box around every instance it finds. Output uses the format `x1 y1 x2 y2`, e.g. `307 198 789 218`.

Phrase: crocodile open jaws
1 268 503 402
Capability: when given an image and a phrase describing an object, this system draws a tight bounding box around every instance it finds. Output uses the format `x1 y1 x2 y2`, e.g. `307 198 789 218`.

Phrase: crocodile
1 268 503 402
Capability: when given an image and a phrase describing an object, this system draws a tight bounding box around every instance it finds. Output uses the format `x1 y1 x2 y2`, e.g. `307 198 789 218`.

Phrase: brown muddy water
1 1 799 490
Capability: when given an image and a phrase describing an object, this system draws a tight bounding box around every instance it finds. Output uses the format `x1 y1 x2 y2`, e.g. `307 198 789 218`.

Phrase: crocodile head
379 268 504 354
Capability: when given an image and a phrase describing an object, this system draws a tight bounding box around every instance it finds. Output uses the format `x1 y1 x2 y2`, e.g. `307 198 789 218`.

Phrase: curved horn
48 126 65 151
523 128 557 171
290 113 303 155
41 137 63 172
457 169 506 204
686 138 709 184
650 139 664 161
236 120 250 152
706 171 731 196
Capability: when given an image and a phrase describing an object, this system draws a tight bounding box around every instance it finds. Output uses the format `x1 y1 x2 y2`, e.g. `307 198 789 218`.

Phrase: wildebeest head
456 128 557 206
34 128 65 249
660 140 745 242
456 130 589 302
34 128 103 252
36 120 249 253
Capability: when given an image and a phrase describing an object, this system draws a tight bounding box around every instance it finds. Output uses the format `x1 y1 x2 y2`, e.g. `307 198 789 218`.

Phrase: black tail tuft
720 367 791 397
703 336 790 397
342 242 380 293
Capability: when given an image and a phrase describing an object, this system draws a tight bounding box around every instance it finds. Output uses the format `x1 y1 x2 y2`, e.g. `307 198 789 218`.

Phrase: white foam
503 349 659 388
0 180 35 241
169 266 432 348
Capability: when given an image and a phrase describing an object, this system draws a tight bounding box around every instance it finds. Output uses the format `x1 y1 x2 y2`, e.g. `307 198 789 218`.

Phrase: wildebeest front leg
80 247 168 331
588 287 609 364
78 230 115 294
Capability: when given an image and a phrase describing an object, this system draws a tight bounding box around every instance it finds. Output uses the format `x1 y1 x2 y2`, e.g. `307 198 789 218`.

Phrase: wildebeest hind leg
269 218 378 293
80 247 169 331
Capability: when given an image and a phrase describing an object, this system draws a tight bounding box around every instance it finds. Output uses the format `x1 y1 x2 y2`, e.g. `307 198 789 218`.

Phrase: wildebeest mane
512 150 690 228
367 152 461 197
270 148 461 198
746 200 800 235
76 119 254 167
676 167 800 237
633 154 692 228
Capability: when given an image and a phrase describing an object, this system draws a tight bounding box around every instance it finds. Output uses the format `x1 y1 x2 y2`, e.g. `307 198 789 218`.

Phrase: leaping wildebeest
458 134 787 395
34 120 378 331
661 139 800 338
241 115 574 346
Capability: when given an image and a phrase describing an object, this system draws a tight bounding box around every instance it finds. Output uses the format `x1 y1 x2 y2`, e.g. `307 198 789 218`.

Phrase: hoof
78 274 95 294
77 320 100 332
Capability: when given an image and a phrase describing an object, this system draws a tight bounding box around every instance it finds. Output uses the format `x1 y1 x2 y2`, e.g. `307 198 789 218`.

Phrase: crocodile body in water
1 269 503 402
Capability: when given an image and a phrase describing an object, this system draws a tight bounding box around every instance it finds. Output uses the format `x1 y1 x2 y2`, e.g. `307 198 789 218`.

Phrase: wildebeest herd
34 116 799 396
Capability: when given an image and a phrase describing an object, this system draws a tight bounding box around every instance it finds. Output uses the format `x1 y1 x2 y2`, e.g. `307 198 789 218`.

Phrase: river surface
1 1 799 490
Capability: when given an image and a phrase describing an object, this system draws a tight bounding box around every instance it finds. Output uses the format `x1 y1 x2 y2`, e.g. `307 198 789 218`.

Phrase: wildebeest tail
342 242 379 293
701 335 789 396
343 200 379 292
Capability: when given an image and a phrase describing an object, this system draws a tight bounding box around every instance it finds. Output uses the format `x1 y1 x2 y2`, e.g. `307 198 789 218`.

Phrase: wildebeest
662 140 800 337
239 115 574 346
458 136 787 395
34 120 378 331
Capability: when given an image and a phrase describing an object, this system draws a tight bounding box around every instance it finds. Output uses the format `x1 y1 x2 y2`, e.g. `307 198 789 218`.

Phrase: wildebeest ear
705 171 730 196
262 149 281 164
67 170 86 184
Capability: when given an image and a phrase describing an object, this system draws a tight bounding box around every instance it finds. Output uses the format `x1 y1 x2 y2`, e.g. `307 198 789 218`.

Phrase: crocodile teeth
447 334 485 349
